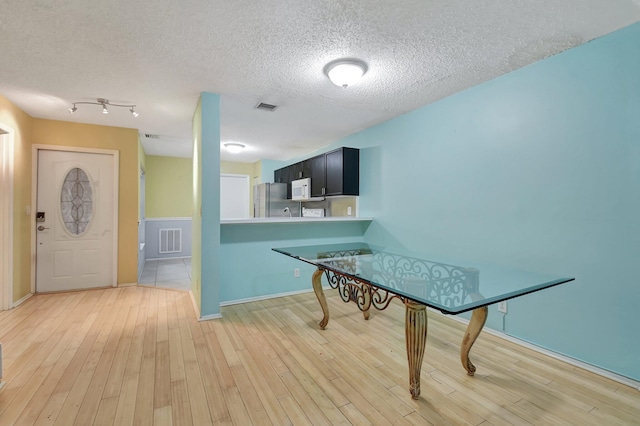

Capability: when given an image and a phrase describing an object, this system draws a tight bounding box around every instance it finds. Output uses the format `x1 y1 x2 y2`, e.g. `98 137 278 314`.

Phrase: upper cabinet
274 165 292 198
292 162 305 181
324 147 359 196
307 154 326 197
274 147 359 199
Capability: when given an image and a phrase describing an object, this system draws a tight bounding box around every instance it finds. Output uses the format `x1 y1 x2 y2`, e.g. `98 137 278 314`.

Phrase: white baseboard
13 292 33 308
199 313 223 321
219 287 318 307
146 256 192 261
188 289 222 321
145 217 192 221
447 313 640 391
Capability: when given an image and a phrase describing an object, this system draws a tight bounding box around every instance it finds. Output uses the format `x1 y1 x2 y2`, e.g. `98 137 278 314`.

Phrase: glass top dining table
273 242 575 399
273 242 574 315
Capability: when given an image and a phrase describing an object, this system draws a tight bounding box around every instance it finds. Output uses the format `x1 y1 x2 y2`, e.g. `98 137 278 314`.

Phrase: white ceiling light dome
224 143 245 154
324 59 368 88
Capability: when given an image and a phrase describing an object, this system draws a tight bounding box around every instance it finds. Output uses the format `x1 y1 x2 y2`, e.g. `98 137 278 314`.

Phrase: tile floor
139 257 191 291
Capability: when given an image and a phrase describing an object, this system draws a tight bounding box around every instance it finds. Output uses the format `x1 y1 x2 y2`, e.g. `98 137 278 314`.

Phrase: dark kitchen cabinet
274 147 359 199
274 168 284 184
274 165 293 198
308 155 326 197
324 147 359 196
292 162 305 180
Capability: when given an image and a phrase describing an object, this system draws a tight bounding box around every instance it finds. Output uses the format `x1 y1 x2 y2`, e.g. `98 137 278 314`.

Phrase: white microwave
291 178 311 201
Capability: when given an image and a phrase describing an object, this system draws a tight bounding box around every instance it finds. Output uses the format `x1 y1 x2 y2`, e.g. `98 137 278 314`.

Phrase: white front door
36 150 116 292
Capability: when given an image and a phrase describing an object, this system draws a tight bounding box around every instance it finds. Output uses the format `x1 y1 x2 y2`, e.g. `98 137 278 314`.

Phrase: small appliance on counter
302 208 325 218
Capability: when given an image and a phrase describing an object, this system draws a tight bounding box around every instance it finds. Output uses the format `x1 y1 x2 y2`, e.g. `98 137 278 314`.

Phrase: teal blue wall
220 221 371 302
314 23 639 380
211 24 639 380
260 159 286 183
201 93 221 316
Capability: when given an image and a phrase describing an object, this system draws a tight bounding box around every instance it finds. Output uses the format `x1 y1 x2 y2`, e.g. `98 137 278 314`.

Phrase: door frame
31 145 120 292
0 123 14 309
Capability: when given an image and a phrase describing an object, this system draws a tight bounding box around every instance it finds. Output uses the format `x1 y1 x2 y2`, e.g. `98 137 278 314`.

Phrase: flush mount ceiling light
68 98 139 117
224 143 245 154
324 58 368 88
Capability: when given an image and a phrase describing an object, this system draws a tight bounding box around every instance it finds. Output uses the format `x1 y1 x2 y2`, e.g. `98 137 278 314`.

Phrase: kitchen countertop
221 217 373 225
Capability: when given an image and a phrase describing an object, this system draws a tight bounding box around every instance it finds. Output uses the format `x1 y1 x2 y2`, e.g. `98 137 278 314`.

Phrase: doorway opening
138 157 193 292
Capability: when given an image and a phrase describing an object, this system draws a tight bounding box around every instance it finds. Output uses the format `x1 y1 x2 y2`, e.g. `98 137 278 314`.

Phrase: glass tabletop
273 242 574 314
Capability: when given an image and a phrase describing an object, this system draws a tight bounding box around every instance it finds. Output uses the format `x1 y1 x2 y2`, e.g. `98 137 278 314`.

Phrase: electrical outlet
497 301 508 314
294 268 300 278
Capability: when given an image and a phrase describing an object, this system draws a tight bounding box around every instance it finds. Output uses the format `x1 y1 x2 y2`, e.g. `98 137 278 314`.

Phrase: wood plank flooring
0 286 637 425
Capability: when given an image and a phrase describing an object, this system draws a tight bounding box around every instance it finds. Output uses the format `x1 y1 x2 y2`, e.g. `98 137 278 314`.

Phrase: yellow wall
146 155 193 218
138 137 146 220
252 161 262 185
31 119 139 285
220 160 254 175
0 95 34 302
191 100 202 313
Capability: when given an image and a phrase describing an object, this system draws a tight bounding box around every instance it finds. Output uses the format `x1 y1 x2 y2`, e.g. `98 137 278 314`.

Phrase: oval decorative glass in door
60 167 94 235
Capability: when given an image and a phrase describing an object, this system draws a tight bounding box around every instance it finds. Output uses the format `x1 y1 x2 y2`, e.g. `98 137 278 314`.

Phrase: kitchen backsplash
302 196 357 217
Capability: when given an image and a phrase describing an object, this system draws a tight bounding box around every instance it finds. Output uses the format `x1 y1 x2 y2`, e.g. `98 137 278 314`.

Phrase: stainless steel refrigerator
253 183 300 217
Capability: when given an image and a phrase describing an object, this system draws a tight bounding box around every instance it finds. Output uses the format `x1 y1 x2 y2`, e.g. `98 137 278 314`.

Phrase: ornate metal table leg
460 305 488 375
361 283 371 320
312 268 330 329
405 301 427 399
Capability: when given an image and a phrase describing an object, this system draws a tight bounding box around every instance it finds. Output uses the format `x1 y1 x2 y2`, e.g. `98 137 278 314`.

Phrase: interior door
220 174 250 219
36 150 115 292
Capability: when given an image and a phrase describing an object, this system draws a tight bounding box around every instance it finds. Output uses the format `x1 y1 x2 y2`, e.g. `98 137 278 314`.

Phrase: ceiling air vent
144 134 160 139
255 102 278 112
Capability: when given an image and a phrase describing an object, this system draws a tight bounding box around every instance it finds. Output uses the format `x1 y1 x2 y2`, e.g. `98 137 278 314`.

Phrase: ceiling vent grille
255 102 278 112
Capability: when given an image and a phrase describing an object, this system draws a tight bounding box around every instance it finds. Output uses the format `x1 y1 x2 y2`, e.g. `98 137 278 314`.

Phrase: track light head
68 105 77 113
129 107 139 118
102 104 109 114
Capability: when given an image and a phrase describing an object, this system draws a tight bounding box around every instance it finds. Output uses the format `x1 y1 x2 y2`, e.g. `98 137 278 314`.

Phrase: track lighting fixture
67 98 138 117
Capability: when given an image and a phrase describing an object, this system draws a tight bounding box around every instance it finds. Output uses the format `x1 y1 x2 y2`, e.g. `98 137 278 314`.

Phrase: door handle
37 225 50 231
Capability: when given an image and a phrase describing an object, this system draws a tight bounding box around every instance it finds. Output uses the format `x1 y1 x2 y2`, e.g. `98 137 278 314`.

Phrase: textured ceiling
1 1 639 162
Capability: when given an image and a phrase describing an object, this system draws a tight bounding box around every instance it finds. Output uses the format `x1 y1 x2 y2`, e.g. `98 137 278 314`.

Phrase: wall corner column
191 92 221 317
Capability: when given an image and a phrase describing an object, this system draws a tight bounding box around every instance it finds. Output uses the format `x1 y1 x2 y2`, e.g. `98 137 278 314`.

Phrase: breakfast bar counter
221 217 373 225
219 217 373 305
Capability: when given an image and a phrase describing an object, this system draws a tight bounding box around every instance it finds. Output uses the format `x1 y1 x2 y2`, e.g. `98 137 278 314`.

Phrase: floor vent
159 228 182 254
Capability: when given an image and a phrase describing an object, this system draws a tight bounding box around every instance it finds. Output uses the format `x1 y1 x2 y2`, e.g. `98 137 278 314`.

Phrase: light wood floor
0 286 638 425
